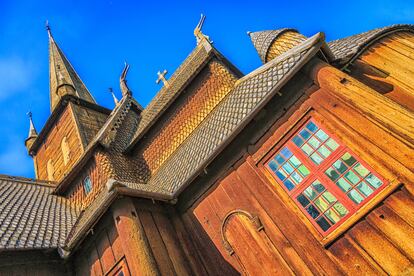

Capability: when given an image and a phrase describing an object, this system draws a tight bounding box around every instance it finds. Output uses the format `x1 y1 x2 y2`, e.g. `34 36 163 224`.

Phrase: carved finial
194 14 212 45
26 111 38 138
109 87 119 105
247 31 252 36
120 62 132 97
156 69 169 88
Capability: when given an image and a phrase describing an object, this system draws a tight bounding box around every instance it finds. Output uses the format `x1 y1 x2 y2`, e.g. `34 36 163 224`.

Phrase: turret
24 112 38 155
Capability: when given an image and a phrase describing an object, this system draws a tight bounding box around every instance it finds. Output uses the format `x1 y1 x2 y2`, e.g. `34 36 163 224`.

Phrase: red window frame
265 118 388 236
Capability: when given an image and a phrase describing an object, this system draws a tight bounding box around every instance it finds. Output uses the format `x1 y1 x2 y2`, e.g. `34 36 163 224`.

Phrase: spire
47 22 96 111
25 111 38 155
109 87 119 106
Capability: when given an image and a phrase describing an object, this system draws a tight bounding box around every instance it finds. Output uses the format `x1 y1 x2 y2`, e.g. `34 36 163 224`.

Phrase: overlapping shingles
328 24 414 66
0 176 79 250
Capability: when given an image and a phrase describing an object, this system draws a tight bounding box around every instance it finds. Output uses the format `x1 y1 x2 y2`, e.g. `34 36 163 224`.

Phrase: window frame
263 118 389 237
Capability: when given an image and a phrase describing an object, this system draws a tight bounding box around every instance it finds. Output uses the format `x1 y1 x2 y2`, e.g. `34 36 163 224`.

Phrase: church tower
26 25 111 183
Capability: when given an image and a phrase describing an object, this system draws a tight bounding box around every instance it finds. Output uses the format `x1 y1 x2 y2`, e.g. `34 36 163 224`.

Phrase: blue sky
0 0 413 178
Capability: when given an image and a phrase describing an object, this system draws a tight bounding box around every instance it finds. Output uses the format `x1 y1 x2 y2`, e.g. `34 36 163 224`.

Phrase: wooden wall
35 104 84 182
348 31 414 111
179 58 414 275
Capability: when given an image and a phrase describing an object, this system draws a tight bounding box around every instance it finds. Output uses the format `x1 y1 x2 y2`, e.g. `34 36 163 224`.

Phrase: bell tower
25 24 110 183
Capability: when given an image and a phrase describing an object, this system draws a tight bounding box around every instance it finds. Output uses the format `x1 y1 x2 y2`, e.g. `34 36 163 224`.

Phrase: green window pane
333 160 347 174
289 155 301 168
366 174 383 189
325 209 341 224
315 129 329 141
298 165 310 177
342 152 356 166
336 178 352 192
322 191 337 204
291 172 303 184
310 152 323 165
312 181 325 193
306 121 318 133
293 136 304 147
326 138 339 151
316 217 331 231
297 194 310 207
357 182 374 197
315 197 330 212
348 189 364 204
333 203 348 217
301 144 313 155
326 167 340 181
317 145 331 158
282 163 294 174
300 129 312 140
354 163 369 178
345 171 360 185
308 137 321 149
304 186 317 200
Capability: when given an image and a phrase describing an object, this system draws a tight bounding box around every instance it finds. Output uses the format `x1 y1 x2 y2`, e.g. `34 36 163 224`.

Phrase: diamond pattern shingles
328 24 414 65
146 38 317 194
0 176 79 250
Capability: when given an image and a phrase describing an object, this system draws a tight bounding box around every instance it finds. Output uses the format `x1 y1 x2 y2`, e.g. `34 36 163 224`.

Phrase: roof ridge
0 174 55 187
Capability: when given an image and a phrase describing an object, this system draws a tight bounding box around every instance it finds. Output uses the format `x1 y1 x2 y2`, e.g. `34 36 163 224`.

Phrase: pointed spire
109 87 119 106
25 111 38 155
47 21 96 111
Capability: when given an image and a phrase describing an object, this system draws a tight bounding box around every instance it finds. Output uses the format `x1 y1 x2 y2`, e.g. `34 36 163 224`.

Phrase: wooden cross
156 69 169 88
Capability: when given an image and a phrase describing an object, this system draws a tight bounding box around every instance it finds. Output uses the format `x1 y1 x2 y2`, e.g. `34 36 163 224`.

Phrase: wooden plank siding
348 31 414 112
179 56 414 274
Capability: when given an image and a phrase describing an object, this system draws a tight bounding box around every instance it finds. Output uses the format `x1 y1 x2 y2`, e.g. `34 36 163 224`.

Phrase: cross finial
194 14 212 45
27 111 32 119
156 69 169 88
109 87 119 105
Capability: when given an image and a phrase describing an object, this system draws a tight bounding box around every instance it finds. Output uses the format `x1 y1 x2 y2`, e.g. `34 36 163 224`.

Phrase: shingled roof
0 175 79 250
328 24 414 66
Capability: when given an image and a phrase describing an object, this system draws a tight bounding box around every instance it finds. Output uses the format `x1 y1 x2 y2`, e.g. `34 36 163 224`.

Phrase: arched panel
61 136 70 165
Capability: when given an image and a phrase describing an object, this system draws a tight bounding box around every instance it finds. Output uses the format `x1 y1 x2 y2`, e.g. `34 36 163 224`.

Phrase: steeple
47 22 96 111
25 111 38 154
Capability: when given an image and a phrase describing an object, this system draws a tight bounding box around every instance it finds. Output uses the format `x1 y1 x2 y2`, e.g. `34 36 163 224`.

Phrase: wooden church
0 16 414 275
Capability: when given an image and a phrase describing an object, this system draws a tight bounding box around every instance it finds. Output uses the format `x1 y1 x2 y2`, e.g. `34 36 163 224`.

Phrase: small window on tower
83 176 93 195
47 159 55 181
61 137 70 165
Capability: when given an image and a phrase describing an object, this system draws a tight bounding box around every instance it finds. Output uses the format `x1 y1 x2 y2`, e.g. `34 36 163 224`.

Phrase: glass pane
322 191 336 204
293 136 304 147
348 189 364 204
283 179 295 191
298 165 310 177
301 144 313 155
345 171 360 185
300 129 312 140
315 129 329 141
326 167 340 181
282 163 294 174
289 156 301 168
310 152 323 165
315 197 329 212
333 203 348 217
316 217 331 231
342 152 356 166
269 160 278 171
326 138 339 151
291 172 303 184
306 121 318 133
304 187 317 200
366 174 383 189
325 209 341 224
306 204 320 219
297 194 310 207
336 178 352 192
276 170 287 181
357 182 374 197
333 160 347 174
317 145 331 158
308 137 321 149
275 154 285 165
312 181 325 193
281 147 293 158
354 163 369 178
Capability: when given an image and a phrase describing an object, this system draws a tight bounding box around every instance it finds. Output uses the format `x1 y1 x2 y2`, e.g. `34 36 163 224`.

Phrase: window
61 137 70 165
83 176 93 195
266 119 386 235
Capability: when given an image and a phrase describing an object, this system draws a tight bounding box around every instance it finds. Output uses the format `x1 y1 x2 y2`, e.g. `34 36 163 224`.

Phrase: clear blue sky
0 0 413 178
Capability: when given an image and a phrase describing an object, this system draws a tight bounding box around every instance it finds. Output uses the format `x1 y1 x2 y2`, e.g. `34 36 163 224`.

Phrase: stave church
1 15 414 275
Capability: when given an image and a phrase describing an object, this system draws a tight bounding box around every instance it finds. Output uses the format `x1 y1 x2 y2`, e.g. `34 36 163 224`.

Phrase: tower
26 25 111 182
